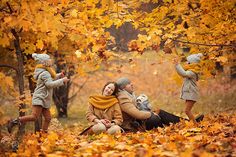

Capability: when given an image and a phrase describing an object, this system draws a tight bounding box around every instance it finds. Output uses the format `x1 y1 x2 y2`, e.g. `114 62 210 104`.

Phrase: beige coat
86 102 123 126
175 64 199 101
117 90 151 131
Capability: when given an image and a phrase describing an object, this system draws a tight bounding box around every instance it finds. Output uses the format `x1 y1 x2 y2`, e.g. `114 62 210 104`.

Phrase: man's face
124 82 134 93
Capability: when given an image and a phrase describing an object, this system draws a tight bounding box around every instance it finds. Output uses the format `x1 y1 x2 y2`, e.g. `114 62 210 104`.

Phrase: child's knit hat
116 77 131 89
187 53 203 64
32 53 51 64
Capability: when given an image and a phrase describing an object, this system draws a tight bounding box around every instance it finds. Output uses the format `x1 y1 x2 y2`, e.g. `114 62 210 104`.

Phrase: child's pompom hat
32 53 51 63
187 53 203 64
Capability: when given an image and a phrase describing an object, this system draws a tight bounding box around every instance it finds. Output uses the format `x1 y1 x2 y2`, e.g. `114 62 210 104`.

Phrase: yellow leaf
75 50 82 58
3 16 12 24
36 40 44 50
216 56 228 63
0 34 10 47
163 0 172 3
70 9 78 18
50 106 57 117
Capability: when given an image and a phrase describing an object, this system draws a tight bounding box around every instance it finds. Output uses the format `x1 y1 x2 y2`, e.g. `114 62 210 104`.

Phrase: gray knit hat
187 53 203 64
32 53 51 63
116 77 131 89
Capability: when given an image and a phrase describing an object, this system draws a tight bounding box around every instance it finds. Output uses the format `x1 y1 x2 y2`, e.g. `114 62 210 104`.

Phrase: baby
136 94 152 111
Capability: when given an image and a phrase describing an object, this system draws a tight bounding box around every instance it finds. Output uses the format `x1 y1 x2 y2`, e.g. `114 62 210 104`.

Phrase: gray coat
175 64 199 101
32 68 65 108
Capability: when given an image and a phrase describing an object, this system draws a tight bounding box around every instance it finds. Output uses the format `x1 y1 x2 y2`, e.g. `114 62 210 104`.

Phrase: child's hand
63 77 70 83
172 57 179 64
60 71 65 78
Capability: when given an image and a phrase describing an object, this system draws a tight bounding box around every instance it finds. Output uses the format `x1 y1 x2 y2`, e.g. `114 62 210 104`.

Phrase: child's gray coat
175 64 199 101
32 68 65 108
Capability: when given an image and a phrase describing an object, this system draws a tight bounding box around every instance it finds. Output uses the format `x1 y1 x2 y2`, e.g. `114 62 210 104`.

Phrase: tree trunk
53 84 70 118
11 29 26 135
53 52 72 118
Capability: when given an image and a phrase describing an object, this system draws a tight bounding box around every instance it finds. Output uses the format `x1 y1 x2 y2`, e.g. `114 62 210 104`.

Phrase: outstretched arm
175 64 195 78
41 71 67 88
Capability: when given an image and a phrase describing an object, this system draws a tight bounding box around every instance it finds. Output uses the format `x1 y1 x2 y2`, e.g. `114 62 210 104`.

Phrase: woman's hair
102 81 118 96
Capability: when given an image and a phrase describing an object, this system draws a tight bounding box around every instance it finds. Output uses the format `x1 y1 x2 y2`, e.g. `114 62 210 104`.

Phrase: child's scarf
89 95 118 109
35 64 57 79
182 63 201 74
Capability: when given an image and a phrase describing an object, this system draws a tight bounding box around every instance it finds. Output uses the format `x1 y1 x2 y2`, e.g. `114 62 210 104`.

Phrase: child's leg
19 105 42 123
7 105 42 133
42 108 51 132
185 100 196 123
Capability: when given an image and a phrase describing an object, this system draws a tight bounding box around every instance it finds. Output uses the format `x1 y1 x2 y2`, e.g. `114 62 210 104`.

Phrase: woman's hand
100 119 111 128
94 119 102 124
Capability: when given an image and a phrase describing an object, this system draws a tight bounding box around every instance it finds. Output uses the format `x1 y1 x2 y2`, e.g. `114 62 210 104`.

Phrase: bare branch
0 64 18 73
172 39 236 47
68 77 89 100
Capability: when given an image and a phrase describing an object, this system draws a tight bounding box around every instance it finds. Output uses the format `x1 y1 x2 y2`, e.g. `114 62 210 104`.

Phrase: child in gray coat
174 53 203 123
7 53 69 133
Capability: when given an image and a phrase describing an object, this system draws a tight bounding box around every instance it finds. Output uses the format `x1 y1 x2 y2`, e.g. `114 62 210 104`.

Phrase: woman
84 82 123 135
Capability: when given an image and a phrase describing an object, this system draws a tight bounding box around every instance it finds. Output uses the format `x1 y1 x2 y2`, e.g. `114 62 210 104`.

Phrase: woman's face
103 83 115 96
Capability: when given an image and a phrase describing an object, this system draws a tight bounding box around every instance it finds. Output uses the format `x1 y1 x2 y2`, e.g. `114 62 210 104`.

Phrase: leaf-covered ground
1 112 235 157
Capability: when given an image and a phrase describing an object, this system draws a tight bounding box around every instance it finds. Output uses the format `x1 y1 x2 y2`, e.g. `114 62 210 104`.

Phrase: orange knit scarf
88 95 118 109
35 64 57 79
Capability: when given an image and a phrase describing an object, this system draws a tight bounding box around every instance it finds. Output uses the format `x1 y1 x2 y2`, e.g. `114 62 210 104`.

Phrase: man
116 77 203 132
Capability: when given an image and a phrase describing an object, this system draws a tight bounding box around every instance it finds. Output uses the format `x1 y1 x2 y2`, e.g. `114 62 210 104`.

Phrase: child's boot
195 114 204 122
7 118 21 133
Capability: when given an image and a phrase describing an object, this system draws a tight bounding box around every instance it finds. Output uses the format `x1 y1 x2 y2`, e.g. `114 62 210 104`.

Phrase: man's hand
153 108 160 115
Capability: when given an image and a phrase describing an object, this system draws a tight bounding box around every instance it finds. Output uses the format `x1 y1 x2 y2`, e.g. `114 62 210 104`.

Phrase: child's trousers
19 105 51 131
